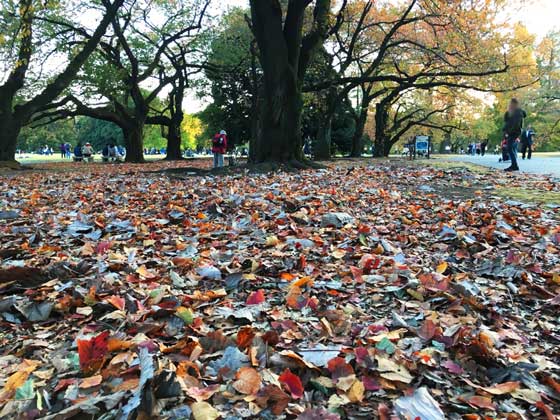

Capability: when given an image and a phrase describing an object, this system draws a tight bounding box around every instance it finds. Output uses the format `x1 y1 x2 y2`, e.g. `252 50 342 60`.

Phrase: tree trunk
374 103 389 157
165 118 183 161
315 111 333 160
0 117 20 163
350 108 368 157
252 69 303 163
123 122 145 163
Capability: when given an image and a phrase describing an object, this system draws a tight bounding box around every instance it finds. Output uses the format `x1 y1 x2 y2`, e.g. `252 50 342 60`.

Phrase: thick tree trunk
252 69 303 163
123 122 145 163
165 119 183 161
350 109 368 157
0 117 20 163
315 112 333 160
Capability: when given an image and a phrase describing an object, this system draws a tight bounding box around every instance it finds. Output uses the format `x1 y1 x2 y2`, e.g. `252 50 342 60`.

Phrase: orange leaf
436 261 448 273
465 396 495 410
107 337 134 352
278 369 304 399
246 289 265 305
79 375 103 389
105 295 125 310
233 367 261 395
236 327 255 350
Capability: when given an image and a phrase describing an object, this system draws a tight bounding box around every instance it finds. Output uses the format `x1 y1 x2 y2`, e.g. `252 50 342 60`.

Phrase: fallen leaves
1 159 559 419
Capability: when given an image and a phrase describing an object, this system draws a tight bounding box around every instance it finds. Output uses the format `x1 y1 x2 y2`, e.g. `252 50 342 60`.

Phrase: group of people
463 141 488 156
60 143 73 159
71 142 125 162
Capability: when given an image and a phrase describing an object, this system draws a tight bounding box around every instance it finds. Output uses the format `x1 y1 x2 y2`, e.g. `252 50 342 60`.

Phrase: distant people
73 143 83 162
65 143 71 159
503 98 526 172
480 140 487 156
212 130 227 168
520 125 534 160
82 143 94 162
494 144 500 155
60 143 66 159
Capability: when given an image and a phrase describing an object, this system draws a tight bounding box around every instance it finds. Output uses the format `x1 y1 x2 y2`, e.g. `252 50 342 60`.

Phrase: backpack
213 134 223 146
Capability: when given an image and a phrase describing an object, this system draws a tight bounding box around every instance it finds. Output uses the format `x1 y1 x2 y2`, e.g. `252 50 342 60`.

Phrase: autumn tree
0 0 124 165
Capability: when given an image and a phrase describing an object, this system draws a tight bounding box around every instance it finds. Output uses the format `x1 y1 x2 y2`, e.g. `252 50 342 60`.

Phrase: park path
446 154 560 177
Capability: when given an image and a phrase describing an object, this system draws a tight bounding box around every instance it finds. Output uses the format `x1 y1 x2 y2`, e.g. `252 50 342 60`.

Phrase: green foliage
197 7 257 148
76 117 123 150
17 119 78 152
143 126 167 150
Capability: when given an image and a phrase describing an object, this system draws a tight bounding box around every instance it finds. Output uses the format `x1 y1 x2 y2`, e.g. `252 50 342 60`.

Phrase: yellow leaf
347 379 365 402
191 401 220 420
436 261 448 273
265 236 279 246
0 360 40 401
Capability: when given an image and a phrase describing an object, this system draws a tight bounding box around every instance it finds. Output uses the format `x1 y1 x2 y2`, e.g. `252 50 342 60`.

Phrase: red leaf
96 241 112 255
363 375 381 391
327 357 354 381
77 331 109 374
246 289 265 305
278 369 304 399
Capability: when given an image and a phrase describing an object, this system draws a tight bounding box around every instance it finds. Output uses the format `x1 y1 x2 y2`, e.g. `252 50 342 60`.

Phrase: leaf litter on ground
0 158 559 418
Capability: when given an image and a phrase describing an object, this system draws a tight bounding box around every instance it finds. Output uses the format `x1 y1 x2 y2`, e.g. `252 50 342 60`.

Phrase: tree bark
374 102 389 157
165 119 183 160
123 121 145 163
315 111 333 160
350 108 368 157
253 67 303 162
249 0 331 164
0 118 21 163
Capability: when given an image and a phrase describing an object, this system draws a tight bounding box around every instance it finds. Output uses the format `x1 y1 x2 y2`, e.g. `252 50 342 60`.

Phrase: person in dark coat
503 98 526 172
520 125 534 160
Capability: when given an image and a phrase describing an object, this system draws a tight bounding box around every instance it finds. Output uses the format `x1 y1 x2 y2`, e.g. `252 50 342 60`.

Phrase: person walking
212 130 227 168
503 98 526 172
60 143 66 159
481 140 487 156
520 125 534 160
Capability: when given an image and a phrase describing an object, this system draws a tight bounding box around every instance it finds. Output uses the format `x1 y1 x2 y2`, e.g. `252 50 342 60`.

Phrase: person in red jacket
212 130 227 168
